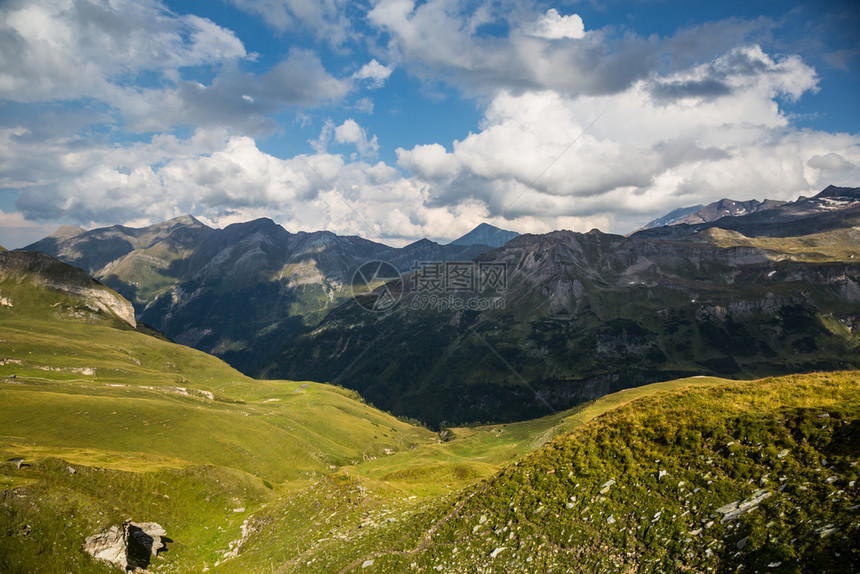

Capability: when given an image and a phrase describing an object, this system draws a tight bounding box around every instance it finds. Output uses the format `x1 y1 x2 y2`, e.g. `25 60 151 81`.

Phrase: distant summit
642 205 703 229
49 224 86 240
633 185 860 240
642 187 860 233
643 199 785 229
449 222 519 247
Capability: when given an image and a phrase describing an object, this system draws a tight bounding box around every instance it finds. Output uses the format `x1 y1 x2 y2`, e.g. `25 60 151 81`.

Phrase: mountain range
641 198 786 229
260 186 860 425
19 185 860 426
24 217 499 372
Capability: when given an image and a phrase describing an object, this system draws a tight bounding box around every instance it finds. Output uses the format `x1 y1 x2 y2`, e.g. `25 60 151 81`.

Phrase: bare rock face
49 281 137 328
82 521 167 572
83 524 127 570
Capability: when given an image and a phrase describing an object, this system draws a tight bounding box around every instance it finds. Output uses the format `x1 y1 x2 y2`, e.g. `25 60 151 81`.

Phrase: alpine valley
1 185 858 573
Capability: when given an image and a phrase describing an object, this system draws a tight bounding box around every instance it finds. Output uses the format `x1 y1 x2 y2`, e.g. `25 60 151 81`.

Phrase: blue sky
1 0 858 248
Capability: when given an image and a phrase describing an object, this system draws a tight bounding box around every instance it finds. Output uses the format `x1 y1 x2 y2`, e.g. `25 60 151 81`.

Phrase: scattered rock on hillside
715 489 772 523
82 520 167 572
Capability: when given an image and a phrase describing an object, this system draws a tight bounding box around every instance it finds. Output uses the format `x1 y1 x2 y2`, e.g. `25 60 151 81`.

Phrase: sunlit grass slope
338 372 859 574
0 255 433 572
703 226 860 262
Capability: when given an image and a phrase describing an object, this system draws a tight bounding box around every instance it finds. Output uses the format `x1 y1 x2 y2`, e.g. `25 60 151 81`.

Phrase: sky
1 0 859 249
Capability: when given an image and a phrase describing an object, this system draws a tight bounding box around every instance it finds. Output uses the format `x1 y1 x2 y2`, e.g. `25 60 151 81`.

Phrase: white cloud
6 72 860 245
366 0 656 96
365 1 797 100
353 97 375 114
524 9 585 40
395 45 860 231
312 119 380 158
0 0 247 103
398 143 460 179
353 59 394 88
334 119 379 158
226 0 353 45
1 3 858 246
0 1 350 138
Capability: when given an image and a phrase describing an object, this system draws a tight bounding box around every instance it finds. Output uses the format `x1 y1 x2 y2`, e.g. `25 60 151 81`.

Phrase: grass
335 372 860 574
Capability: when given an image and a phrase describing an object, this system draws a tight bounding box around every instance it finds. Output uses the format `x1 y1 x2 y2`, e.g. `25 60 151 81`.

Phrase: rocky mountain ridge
18 185 860 422
642 198 785 229
636 185 860 239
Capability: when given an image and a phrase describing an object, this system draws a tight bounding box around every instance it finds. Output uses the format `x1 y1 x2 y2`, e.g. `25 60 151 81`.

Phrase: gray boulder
82 521 167 571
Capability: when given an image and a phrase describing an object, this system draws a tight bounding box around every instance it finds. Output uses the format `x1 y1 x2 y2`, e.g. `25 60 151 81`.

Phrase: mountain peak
48 224 86 240
643 198 785 229
406 237 439 249
221 217 284 237
166 214 204 226
449 223 519 247
814 185 860 200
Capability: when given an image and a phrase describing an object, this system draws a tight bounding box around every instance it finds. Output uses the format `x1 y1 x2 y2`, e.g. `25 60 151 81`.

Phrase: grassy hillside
0 254 436 572
335 372 859 573
0 253 435 479
1 249 623 572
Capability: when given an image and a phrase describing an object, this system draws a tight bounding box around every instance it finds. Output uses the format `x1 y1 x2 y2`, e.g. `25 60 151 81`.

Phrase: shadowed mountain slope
260 187 860 426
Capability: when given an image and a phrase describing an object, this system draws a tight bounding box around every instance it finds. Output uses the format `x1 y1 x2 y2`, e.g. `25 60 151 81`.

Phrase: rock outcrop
82 521 167 572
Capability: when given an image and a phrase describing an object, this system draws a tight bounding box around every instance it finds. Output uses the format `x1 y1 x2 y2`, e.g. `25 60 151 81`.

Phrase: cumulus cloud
311 119 379 158
524 9 585 40
365 1 799 100
0 0 350 137
226 0 352 45
807 152 855 172
334 119 380 158
0 0 246 103
7 127 486 244
353 59 394 88
362 0 654 96
395 45 860 231
662 45 816 102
